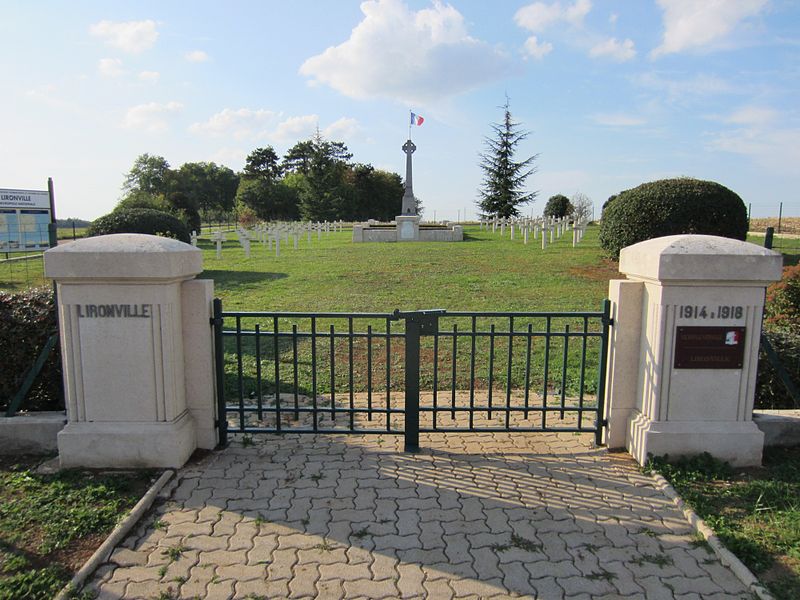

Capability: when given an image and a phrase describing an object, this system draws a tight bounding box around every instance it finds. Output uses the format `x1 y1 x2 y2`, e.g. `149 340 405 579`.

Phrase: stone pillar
44 234 215 468
605 235 782 466
396 215 420 242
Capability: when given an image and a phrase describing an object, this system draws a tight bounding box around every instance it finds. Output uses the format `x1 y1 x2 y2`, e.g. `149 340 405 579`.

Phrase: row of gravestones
479 216 588 248
190 220 347 258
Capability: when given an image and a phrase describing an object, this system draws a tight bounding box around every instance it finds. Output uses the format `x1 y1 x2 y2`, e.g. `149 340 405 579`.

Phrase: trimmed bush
0 288 63 413
87 208 190 243
543 194 573 219
598 178 748 258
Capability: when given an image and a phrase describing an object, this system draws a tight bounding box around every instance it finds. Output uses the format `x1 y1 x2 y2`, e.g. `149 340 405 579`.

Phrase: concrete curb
650 471 776 600
54 469 175 600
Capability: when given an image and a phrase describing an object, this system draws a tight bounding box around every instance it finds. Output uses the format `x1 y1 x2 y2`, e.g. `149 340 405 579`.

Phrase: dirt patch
569 258 621 282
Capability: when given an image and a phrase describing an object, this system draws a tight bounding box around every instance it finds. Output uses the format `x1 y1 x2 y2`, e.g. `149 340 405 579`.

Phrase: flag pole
408 110 412 141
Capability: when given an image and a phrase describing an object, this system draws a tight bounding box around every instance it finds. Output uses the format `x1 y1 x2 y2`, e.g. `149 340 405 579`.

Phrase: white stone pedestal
396 215 421 242
605 235 782 467
45 234 206 468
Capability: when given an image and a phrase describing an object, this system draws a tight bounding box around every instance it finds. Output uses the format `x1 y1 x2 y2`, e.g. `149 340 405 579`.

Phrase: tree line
117 132 404 228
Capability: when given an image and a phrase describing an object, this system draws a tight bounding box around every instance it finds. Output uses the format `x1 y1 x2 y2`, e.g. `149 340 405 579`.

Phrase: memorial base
627 411 764 467
57 411 196 469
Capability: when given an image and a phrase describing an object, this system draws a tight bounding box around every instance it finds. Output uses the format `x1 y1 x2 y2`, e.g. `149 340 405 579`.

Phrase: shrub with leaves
0 288 63 413
765 264 800 332
87 208 190 243
756 330 800 409
598 177 748 258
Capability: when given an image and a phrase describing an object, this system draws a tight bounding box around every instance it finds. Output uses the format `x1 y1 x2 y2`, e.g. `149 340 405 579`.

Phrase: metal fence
213 300 612 451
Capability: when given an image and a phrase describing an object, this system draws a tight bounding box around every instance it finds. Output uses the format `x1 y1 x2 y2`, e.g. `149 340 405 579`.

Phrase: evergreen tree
477 98 538 218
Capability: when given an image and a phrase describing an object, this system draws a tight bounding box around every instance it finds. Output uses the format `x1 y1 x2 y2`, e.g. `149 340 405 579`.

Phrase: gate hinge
603 316 614 327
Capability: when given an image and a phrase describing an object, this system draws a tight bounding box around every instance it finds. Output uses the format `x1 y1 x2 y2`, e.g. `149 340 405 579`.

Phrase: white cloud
708 127 800 175
725 105 778 126
522 36 553 59
189 108 276 140
515 0 591 32
591 113 646 126
272 115 319 143
138 70 160 83
300 0 511 104
89 20 159 54
652 0 768 58
589 37 636 61
323 117 360 140
609 13 618 25
635 72 735 99
122 101 183 133
184 50 209 63
97 58 124 78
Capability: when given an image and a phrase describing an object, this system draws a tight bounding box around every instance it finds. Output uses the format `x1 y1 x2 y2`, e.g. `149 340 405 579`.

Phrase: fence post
212 298 228 448
764 226 774 249
404 315 421 452
596 299 612 446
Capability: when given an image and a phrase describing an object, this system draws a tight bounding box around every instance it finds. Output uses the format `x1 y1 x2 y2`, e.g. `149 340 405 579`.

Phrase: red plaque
674 326 746 369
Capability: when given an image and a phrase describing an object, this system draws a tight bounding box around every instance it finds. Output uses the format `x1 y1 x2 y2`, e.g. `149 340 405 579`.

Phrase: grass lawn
203 224 615 312
649 448 800 600
0 456 156 600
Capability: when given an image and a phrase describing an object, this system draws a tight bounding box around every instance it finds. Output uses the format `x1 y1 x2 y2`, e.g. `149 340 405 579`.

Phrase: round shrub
87 208 190 243
543 194 573 219
598 178 748 259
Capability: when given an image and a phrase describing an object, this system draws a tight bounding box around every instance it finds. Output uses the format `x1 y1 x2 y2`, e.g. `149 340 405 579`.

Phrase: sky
1 0 798 221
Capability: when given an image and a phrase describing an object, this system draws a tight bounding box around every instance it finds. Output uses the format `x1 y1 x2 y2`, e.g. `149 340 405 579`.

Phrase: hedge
87 208 191 243
756 330 800 410
0 288 63 413
598 178 748 258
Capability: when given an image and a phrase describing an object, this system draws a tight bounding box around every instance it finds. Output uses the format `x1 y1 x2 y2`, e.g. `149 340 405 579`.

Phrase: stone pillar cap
45 234 203 281
619 234 783 284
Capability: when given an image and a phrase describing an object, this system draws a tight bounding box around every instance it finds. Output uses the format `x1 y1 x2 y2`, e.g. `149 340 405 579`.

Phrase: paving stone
343 577 400 599
450 577 506 597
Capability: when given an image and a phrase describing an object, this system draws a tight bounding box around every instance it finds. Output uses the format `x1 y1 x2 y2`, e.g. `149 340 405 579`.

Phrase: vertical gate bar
348 318 354 431
524 323 532 419
212 298 227 447
367 325 373 421
236 316 245 431
330 324 336 422
469 316 476 429
255 324 263 421
560 324 569 420
311 317 318 432
488 324 495 420
386 318 392 431
595 299 612 446
432 324 439 426
578 317 588 429
451 324 457 421
404 316 420 452
542 316 551 429
292 324 299 420
505 316 514 429
274 317 281 432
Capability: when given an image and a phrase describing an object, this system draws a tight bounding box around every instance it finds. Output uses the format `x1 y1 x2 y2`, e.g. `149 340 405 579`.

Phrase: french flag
411 112 424 126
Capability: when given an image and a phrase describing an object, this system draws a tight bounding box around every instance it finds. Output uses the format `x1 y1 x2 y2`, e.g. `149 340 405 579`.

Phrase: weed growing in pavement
586 569 617 582
310 473 324 482
510 533 541 552
161 543 187 562
631 553 674 567
314 539 335 552
352 527 370 539
242 435 254 448
153 518 167 530
157 565 168 579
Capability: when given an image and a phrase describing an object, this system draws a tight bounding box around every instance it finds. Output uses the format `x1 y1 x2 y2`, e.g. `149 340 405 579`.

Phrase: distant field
749 217 800 235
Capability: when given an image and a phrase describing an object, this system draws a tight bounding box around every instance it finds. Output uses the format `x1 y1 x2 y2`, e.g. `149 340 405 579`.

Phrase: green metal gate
212 300 612 451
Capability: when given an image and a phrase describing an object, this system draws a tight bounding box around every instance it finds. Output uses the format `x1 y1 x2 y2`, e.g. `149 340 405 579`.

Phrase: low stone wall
0 412 66 455
353 224 463 242
753 410 800 447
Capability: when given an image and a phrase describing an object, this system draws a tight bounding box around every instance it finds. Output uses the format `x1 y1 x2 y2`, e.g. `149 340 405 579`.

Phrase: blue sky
1 0 798 220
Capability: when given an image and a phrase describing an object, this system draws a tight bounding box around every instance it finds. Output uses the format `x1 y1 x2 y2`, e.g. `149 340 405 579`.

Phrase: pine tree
477 97 538 218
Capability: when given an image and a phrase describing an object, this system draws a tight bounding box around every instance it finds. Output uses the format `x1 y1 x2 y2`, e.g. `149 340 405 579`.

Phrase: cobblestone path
87 432 751 599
